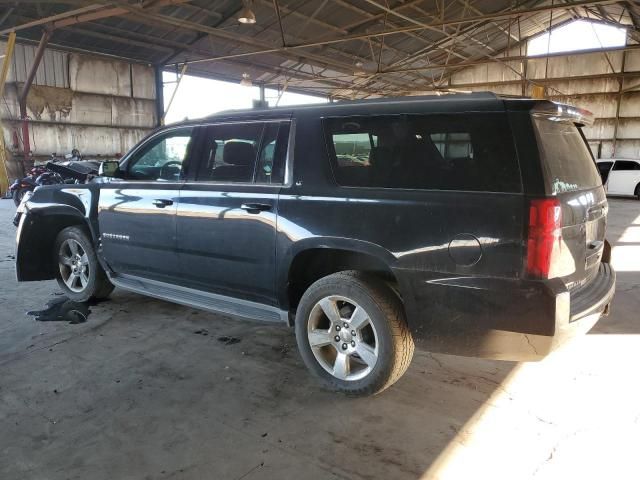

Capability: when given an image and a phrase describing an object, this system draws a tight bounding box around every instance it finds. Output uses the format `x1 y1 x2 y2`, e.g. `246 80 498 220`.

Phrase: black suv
15 93 615 396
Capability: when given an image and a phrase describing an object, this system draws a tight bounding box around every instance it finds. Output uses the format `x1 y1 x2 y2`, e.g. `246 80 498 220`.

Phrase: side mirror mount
99 161 120 178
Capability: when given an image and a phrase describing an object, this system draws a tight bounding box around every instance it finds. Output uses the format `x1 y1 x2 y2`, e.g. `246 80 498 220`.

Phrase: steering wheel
159 161 182 180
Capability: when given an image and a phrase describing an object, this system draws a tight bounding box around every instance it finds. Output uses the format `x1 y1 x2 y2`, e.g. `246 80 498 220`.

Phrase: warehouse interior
1 0 639 177
1 1 639 479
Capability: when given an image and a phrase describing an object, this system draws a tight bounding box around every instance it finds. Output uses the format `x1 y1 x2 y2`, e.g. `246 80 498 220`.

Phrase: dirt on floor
0 198 639 480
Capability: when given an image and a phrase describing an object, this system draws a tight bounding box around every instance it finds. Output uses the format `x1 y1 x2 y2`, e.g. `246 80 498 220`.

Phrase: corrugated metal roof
2 0 638 99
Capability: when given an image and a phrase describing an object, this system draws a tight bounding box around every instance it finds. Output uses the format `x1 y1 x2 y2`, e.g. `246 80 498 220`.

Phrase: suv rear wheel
54 226 114 302
295 271 414 396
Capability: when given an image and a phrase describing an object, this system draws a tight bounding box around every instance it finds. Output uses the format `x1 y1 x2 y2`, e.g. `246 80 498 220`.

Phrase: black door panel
177 186 279 304
98 185 180 281
175 120 290 306
97 127 195 283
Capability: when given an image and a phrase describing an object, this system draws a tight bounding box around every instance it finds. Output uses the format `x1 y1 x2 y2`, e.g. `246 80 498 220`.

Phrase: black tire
54 226 114 302
635 183 640 200
12 188 28 207
295 271 414 396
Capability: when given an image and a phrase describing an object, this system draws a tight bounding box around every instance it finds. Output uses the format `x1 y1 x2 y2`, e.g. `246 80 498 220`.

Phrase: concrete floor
1 198 639 480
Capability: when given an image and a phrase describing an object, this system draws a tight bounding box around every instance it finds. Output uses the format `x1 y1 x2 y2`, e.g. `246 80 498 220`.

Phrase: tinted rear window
324 113 521 193
533 117 602 194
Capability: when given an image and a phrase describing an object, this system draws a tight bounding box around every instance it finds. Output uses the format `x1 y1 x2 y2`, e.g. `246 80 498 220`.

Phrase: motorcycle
11 153 100 227
9 150 95 207
8 164 49 207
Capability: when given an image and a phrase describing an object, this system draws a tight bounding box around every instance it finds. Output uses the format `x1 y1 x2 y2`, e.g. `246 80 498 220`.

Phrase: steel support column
161 63 187 126
18 28 51 167
154 65 165 128
611 51 626 157
254 83 268 109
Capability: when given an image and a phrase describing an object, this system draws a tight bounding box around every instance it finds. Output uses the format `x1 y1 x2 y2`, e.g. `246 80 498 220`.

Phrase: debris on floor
27 296 91 324
217 335 241 345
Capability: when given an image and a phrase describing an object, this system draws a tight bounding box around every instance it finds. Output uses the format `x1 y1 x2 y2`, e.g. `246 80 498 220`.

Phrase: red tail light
527 198 562 278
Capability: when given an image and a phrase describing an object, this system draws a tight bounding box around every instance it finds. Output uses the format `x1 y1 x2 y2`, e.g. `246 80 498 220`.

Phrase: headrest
223 141 256 166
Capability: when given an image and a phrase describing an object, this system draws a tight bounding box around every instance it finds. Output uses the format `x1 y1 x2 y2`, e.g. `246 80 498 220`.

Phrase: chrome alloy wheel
307 295 379 381
58 239 90 293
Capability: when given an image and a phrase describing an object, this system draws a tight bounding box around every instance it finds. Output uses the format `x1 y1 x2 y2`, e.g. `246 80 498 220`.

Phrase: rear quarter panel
276 111 526 343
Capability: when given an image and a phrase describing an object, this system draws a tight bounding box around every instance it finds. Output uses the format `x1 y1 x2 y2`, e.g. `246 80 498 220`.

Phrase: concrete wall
448 46 640 159
0 41 157 178
449 44 640 158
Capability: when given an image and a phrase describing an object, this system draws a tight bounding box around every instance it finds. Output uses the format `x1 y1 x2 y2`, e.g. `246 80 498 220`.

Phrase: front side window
597 162 613 174
127 129 193 181
324 114 521 192
597 161 613 183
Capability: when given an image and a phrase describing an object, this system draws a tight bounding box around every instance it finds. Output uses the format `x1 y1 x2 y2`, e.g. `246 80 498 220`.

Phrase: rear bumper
569 262 615 321
396 262 615 361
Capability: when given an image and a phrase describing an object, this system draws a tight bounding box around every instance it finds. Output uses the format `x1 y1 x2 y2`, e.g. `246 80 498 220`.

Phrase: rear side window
324 113 521 193
255 122 290 184
195 121 289 184
532 117 602 194
612 160 640 171
196 123 262 183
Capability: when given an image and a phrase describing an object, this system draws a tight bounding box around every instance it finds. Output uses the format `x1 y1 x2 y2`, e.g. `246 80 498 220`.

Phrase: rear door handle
240 203 272 214
152 198 173 208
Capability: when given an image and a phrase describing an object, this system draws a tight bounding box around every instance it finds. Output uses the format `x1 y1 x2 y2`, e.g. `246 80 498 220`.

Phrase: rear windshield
533 117 602 195
324 113 521 193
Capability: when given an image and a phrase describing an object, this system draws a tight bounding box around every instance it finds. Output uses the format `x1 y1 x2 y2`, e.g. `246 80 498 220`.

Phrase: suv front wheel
54 226 114 302
295 271 414 396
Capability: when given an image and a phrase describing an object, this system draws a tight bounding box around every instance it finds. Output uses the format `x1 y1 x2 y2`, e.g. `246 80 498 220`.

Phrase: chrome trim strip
109 273 288 324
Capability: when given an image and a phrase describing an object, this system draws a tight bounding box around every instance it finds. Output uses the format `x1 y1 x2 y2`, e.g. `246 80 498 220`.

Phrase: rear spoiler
531 102 594 127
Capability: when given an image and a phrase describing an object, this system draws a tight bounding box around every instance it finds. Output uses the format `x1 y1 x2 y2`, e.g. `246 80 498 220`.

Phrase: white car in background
596 158 640 199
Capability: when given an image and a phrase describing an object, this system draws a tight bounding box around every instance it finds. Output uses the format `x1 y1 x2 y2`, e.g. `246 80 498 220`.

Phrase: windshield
533 116 602 195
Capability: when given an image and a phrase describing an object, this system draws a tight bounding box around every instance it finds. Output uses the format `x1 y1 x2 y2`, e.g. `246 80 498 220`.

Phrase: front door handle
152 198 173 208
240 203 272 214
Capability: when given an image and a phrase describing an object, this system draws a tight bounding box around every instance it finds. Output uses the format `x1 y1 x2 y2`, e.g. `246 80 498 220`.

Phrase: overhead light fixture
354 61 366 77
238 1 256 24
240 72 253 87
